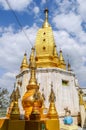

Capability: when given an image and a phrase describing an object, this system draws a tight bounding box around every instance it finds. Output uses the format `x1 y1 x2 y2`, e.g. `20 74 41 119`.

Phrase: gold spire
29 89 42 120
68 61 71 71
54 45 58 57
42 8 50 28
59 50 64 62
10 85 20 120
22 48 42 119
27 47 38 90
54 45 59 66
41 89 48 119
48 83 58 119
20 52 29 71
10 101 20 120
29 48 36 68
58 50 66 70
78 89 84 105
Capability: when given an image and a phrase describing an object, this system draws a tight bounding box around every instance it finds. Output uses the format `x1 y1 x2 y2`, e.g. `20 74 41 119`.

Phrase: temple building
14 8 86 126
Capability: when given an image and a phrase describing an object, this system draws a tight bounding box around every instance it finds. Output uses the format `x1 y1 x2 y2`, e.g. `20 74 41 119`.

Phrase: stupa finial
49 82 56 102
27 47 38 90
20 52 28 71
42 7 50 28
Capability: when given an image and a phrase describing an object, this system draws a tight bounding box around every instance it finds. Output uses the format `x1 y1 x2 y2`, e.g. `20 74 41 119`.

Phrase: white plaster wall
36 68 80 116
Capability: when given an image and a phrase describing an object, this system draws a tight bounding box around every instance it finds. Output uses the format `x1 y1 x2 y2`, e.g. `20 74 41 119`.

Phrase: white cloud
55 0 78 14
41 0 46 4
4 72 16 79
53 13 82 34
0 24 38 71
0 72 16 93
0 24 38 91
0 26 15 37
0 0 32 11
77 0 86 21
33 6 40 15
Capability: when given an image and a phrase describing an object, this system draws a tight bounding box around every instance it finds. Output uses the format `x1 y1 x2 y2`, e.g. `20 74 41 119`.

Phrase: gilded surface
58 50 66 70
48 84 59 119
22 48 43 119
22 89 35 119
45 119 60 130
35 9 66 70
0 119 5 128
20 53 29 71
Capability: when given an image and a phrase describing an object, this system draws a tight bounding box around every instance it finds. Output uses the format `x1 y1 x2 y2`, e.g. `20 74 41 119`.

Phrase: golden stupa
29 88 43 120
58 50 66 70
20 53 29 71
22 48 43 119
48 83 59 119
35 8 62 68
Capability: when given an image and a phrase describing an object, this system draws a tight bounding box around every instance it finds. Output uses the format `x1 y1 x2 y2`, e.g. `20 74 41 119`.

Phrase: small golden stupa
68 61 71 71
45 83 60 130
30 88 43 120
20 52 29 71
6 84 20 119
41 89 48 119
10 86 20 120
22 48 43 119
48 83 58 119
58 50 66 70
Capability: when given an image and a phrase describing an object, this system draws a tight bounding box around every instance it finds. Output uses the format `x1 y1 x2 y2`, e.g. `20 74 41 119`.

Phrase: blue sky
0 0 86 92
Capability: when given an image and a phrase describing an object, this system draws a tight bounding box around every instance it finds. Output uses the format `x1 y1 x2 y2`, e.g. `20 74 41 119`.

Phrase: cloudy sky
0 0 86 92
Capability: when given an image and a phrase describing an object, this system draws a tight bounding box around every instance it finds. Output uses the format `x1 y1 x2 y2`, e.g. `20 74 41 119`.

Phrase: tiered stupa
22 48 43 119
16 8 81 124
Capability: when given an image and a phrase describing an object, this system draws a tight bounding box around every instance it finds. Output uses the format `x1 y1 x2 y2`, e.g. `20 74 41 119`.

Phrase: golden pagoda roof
20 53 29 71
35 8 60 68
34 8 68 70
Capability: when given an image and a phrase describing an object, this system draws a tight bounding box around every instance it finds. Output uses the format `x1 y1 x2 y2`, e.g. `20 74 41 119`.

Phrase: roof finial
58 49 66 70
67 55 72 71
47 82 59 119
44 8 49 20
42 6 50 28
27 47 38 90
20 52 29 71
49 82 56 102
29 47 36 69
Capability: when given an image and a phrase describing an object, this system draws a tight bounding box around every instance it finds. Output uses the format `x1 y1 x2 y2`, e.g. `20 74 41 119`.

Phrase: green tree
0 88 9 108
